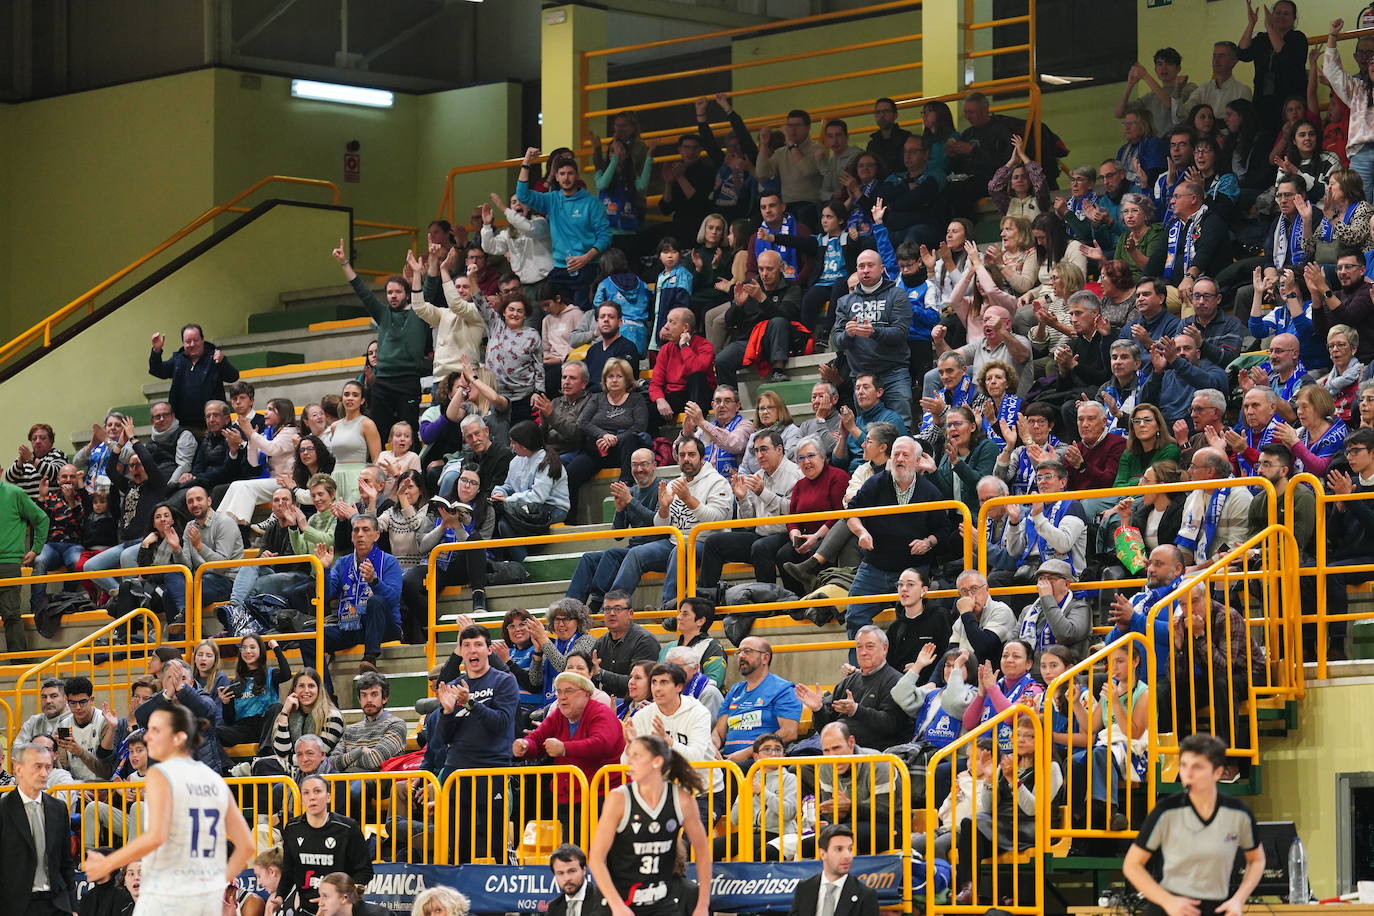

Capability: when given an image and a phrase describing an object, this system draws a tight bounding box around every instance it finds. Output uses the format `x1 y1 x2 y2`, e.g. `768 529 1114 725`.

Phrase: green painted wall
0 205 348 453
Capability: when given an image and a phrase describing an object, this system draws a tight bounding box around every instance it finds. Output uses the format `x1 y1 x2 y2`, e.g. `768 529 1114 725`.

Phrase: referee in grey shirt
1123 733 1264 916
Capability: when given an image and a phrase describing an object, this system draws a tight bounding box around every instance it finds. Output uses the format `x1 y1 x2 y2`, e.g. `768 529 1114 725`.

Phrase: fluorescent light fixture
291 79 394 108
1041 74 1094 86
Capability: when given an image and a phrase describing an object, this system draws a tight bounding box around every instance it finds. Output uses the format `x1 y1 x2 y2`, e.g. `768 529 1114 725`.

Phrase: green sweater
0 480 48 564
1112 442 1181 488
288 511 338 555
349 276 431 379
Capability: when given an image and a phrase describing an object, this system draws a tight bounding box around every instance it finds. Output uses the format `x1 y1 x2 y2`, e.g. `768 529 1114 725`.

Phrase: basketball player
83 704 253 916
588 735 712 916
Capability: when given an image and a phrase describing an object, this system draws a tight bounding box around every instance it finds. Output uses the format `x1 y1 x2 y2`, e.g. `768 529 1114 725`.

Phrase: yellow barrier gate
444 764 591 866
322 770 446 865
191 554 326 667
589 760 747 860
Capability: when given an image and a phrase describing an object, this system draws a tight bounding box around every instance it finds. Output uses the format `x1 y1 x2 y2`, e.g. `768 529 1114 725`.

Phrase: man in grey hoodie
832 248 913 429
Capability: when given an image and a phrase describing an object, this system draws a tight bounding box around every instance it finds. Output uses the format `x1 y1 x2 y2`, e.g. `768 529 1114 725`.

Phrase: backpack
216 593 291 637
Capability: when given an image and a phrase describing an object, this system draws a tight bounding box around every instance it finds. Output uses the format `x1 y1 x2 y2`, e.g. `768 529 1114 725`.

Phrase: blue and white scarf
979 394 1022 449
1271 213 1307 269
1012 435 1062 495
752 214 800 280
1296 418 1347 472
919 373 975 436
1259 359 1309 403
1177 488 1229 561
1316 202 1361 242
705 413 746 475
1164 203 1209 275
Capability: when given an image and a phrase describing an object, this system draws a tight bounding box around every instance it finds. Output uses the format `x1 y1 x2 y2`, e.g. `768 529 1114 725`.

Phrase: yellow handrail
191 554 327 664
0 176 343 368
0 695 12 770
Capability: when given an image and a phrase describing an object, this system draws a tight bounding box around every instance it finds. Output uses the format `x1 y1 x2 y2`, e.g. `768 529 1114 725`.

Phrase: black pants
401 555 486 643
20 894 65 916
369 375 422 443
699 530 790 587
802 281 844 341
716 317 790 385
448 771 510 864
216 704 280 754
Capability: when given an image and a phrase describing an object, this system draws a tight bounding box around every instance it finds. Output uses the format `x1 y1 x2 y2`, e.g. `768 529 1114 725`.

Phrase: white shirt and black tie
18 787 49 893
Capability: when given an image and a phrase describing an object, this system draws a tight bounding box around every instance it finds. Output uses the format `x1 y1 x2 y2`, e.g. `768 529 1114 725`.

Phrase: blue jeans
608 538 676 606
566 547 629 603
845 562 902 663
875 366 914 432
300 595 402 691
230 568 314 605
84 541 142 593
32 542 85 608
157 570 232 616
1352 147 1374 211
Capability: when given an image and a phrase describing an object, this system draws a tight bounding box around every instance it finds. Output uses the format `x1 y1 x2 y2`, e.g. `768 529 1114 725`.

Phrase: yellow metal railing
927 706 1046 916
589 759 747 857
0 695 10 769
0 175 414 373
324 770 445 864
425 525 687 670
191 554 326 666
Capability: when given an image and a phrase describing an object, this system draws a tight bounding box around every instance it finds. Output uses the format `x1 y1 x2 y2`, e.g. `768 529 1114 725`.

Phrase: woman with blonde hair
984 214 1039 295
565 357 652 510
740 389 800 473
1318 323 1363 421
1273 383 1347 475
411 886 472 916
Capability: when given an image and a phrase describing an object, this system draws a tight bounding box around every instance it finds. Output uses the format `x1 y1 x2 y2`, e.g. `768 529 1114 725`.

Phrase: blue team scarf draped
1272 213 1307 269
1021 500 1075 569
1068 192 1096 217
543 635 579 703
846 182 881 229
1177 488 1229 560
1164 203 1209 274
980 394 1022 448
1012 434 1062 495
685 671 709 700
705 414 746 474
1317 202 1361 242
1259 359 1309 402
1102 370 1147 436
1297 418 1348 471
1019 590 1074 652
1233 418 1279 477
919 373 975 435
339 548 382 632
983 673 1036 752
752 214 800 279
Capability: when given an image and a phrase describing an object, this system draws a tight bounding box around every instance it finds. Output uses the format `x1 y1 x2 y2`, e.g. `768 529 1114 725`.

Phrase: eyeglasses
797 452 820 461
68 698 91 707
1275 192 1299 200
1131 416 1156 425
1269 347 1297 354
151 412 171 420
1192 292 1221 300
1034 473 1062 482
602 605 632 614
736 647 766 657
751 446 774 455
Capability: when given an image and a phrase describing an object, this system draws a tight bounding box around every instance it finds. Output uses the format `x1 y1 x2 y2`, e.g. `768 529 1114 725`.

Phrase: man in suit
546 843 596 916
2 742 77 916
790 825 880 916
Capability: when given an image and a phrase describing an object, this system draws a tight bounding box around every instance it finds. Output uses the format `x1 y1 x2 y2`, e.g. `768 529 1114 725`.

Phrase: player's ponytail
320 873 362 904
633 735 704 795
159 702 206 751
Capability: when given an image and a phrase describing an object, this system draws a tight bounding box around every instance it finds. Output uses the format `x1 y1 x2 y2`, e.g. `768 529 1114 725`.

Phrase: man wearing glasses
52 676 114 782
998 460 1089 613
1230 174 1309 316
1145 181 1229 287
143 400 197 486
1238 331 1317 422
1140 332 1229 426
1177 447 1252 566
1180 276 1244 367
1307 254 1374 365
712 637 801 764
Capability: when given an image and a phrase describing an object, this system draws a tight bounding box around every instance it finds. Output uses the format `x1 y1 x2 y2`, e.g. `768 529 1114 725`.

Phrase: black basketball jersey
603 782 683 913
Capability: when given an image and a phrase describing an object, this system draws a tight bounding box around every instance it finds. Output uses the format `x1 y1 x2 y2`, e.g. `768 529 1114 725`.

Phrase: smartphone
57 726 72 740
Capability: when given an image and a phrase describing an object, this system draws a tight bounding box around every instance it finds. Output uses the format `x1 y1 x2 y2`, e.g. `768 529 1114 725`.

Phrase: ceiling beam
360 0 462 66
233 0 302 53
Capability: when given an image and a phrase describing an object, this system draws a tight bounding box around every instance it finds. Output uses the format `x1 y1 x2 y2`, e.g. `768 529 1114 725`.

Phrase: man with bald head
565 448 664 612
1139 331 1228 424
1145 180 1231 286
937 302 1032 399
1178 447 1251 565
834 246 914 428
717 249 801 386
31 463 88 616
1221 386 1286 480
649 307 716 420
1239 331 1316 422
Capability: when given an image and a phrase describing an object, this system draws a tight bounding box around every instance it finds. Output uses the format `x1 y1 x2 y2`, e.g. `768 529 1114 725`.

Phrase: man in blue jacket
301 513 403 688
148 324 240 433
1140 333 1230 425
833 248 914 430
516 146 612 310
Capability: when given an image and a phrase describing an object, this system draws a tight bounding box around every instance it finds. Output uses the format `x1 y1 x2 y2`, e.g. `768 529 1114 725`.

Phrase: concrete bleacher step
216 323 378 366
280 284 371 312
247 303 368 334
230 349 307 371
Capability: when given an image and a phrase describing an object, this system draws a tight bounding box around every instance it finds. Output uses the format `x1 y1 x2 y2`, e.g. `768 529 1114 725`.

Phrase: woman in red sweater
513 670 626 833
776 435 850 595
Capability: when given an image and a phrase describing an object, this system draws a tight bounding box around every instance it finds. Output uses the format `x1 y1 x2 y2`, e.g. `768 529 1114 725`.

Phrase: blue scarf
1019 590 1074 652
917 688 963 749
919 373 975 435
685 671 709 700
753 214 800 280
338 547 384 632
1102 369 1147 436
1177 488 1229 560
1020 500 1076 569
982 673 1037 753
542 635 579 703
846 182 881 229
1297 418 1347 472
86 441 114 491
1012 435 1062 495
1068 191 1096 217
1164 203 1209 276
1317 202 1361 242
1233 417 1279 479
705 414 745 475
1258 359 1308 403
1271 213 1307 269
979 394 1021 448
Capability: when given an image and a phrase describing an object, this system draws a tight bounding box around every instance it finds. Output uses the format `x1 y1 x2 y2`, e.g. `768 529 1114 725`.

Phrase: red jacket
518 697 625 802
649 335 716 401
787 463 850 534
1067 432 1127 491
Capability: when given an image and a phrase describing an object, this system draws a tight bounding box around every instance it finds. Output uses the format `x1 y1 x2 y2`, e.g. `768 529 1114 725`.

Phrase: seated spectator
716 732 795 860
698 429 800 589
845 437 953 651
1177 448 1253 565
1181 276 1245 368
660 597 726 688
740 391 800 474
950 570 1017 666
1111 196 1163 287
985 215 1040 297
1115 110 1166 187
1015 558 1092 662
73 410 130 495
56 674 114 784
1106 545 1186 699
275 777 373 915
993 402 1066 496
914 734 992 861
773 436 849 595
324 669 406 812
565 449 661 610
1245 442 1316 560
7 422 67 500
647 238 695 355
664 644 725 718
130 503 190 624
400 467 490 636
783 424 895 595
1144 182 1231 285
717 250 801 385
589 592 661 698
713 636 801 764
300 515 402 684
683 384 755 476
1140 332 1230 426
766 722 897 859
409 255 484 390
1116 403 1182 487
1315 322 1366 426
938 303 1033 401
216 634 291 753
1271 120 1339 206
818 118 863 201
796 382 843 465
83 428 170 597
591 249 651 357
892 648 977 799
1066 400 1129 497
931 407 1000 518
375 470 433 570
1220 387 1287 479
30 463 88 615
920 221 971 316
1170 583 1255 782
880 135 942 248
81 727 148 850
1319 430 1374 651
539 286 583 396
836 151 886 232
234 478 336 608
962 640 1045 756
167 400 238 509
147 323 240 430
1303 172 1373 266
1189 136 1241 222
1114 460 1187 552
172 485 243 618
835 374 907 471
218 399 300 527
582 302 642 392
513 670 625 830
649 308 716 420
1174 388 1228 467
755 109 823 228
1093 340 1147 442
1273 383 1347 474
532 361 591 459
143 400 196 487
689 214 735 318
12 678 69 754
134 659 222 772
881 568 951 673
794 625 912 752
622 661 718 808
437 414 513 503
998 460 1089 593
523 600 596 708
565 358 651 502
481 192 553 293
1149 128 1196 222
972 360 1021 448
917 351 976 449
492 421 570 557
869 97 913 174
1119 277 1183 360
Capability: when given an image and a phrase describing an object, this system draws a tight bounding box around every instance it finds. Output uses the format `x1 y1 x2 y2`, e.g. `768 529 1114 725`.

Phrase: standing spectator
1115 50 1198 138
845 437 954 653
834 248 915 429
517 147 613 310
1 741 77 916
478 290 544 425
480 193 553 293
1 473 48 655
657 132 719 241
331 242 430 443
713 637 802 763
1124 734 1264 916
756 109 824 229
7 423 67 501
817 119 864 203
1182 41 1254 112
590 592 661 699
435 625 519 862
301 515 403 682
1239 0 1309 133
147 324 240 432
410 251 484 391
30 464 87 615
945 92 1017 216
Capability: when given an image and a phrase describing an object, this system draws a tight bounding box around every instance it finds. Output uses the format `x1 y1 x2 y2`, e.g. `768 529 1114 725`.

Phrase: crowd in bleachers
3 3 1374 906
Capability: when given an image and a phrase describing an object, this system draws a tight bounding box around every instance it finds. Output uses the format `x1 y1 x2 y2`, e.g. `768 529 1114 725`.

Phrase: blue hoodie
873 223 938 342
516 179 613 268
